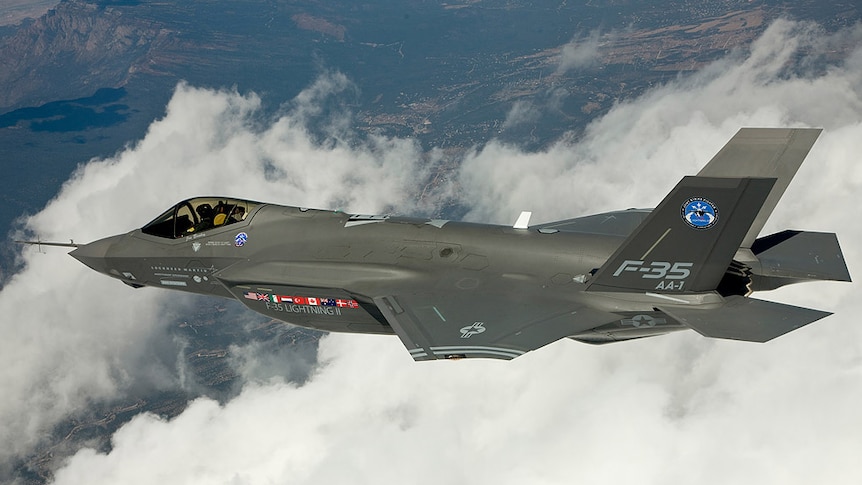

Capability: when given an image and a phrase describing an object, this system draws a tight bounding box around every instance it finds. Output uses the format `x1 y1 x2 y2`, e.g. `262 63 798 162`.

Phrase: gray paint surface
59 128 851 361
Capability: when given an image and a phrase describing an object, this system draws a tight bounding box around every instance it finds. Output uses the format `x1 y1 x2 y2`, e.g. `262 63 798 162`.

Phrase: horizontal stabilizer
659 296 831 342
752 230 851 284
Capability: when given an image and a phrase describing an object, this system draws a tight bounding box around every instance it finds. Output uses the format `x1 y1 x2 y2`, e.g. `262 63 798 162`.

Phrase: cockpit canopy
142 197 262 239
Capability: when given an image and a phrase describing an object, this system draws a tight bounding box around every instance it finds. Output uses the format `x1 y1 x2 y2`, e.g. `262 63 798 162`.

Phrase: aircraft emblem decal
621 314 668 328
460 321 486 338
192 242 202 252
681 197 718 229
235 232 248 247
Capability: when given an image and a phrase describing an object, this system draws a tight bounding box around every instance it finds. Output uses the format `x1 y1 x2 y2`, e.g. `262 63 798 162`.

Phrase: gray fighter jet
26 128 852 360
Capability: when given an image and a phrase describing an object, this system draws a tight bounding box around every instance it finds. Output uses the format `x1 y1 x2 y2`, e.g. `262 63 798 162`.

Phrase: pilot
192 203 214 232
227 206 246 224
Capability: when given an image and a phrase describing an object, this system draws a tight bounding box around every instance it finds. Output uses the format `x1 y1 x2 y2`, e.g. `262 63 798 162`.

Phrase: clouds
3 18 862 485
51 332 861 484
557 31 602 74
459 20 862 226
501 100 542 130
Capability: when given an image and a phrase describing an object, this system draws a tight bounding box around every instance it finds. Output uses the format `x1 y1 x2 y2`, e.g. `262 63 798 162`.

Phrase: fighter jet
23 128 851 360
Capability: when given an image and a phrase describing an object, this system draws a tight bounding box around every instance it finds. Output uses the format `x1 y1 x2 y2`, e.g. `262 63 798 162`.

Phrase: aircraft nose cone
70 235 122 275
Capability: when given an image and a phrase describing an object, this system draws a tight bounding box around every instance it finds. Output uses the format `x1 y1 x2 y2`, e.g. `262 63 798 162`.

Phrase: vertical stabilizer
697 128 821 248
585 176 775 294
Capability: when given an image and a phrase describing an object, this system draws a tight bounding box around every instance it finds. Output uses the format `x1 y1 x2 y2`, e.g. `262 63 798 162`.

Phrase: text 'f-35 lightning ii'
25 128 851 361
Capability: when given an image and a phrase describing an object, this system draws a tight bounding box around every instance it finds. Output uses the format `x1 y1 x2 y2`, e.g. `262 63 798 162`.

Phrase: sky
1 18 861 484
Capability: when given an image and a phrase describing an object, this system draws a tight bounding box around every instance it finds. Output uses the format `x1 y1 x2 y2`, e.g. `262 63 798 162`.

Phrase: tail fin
585 176 775 293
585 127 824 295
697 128 821 248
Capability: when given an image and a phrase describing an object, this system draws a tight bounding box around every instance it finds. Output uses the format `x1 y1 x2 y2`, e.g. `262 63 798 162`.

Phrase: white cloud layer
1 18 860 484
557 30 602 74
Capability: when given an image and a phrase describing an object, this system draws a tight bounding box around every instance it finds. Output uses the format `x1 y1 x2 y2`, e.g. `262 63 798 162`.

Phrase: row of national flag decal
243 291 360 308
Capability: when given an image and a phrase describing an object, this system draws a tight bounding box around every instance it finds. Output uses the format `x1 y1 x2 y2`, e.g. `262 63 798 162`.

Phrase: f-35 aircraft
33 128 852 361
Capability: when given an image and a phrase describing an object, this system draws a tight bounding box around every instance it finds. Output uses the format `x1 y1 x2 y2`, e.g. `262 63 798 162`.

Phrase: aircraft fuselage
72 202 672 341
61 128 849 360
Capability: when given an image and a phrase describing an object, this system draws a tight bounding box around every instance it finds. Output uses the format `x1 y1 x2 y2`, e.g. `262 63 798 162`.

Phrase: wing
372 291 620 361
533 209 651 237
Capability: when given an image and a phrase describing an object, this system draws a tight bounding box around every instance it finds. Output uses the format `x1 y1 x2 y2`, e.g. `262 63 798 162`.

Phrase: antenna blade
513 211 532 229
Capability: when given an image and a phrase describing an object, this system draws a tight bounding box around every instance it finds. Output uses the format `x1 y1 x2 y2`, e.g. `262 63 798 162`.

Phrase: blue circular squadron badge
235 232 248 247
681 197 719 229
